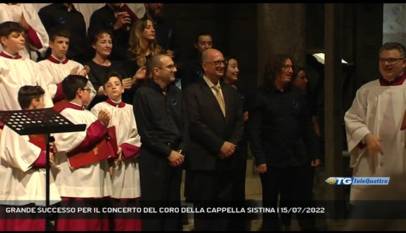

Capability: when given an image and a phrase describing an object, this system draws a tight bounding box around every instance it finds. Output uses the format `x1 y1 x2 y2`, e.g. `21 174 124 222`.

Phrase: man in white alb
345 42 406 230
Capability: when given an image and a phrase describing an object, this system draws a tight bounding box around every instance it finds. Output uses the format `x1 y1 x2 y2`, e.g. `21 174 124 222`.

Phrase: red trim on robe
53 82 65 102
120 143 140 160
0 217 45 231
68 138 114 169
401 110 406 130
29 135 47 168
113 218 142 231
105 98 125 108
26 26 43 49
47 55 68 64
110 198 141 231
107 126 118 159
379 72 406 86
0 51 21 59
67 120 108 156
358 142 366 149
120 4 139 22
53 101 83 113
56 218 110 231
33 150 46 168
55 197 109 231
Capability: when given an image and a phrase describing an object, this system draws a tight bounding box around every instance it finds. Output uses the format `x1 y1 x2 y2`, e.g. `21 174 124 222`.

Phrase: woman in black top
86 29 132 107
121 17 162 102
223 56 250 230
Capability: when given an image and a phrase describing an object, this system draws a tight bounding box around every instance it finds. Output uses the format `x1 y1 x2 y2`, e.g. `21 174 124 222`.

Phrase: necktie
212 85 226 117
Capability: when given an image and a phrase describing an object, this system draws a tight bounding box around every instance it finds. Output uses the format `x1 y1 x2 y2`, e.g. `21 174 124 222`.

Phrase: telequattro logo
325 177 390 185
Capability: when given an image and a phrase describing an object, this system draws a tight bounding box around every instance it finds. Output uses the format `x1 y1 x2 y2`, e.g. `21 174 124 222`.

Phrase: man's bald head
201 48 222 64
147 54 169 75
201 48 225 81
148 54 177 87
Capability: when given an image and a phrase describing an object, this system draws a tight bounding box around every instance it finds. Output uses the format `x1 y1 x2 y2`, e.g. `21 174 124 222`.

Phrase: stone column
324 3 346 218
383 4 406 46
257 4 306 85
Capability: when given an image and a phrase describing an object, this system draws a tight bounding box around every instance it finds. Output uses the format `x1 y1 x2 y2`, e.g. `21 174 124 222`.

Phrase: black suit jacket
184 79 244 171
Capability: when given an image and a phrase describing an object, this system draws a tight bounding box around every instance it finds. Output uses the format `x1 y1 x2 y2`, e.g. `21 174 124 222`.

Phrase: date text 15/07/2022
155 206 326 214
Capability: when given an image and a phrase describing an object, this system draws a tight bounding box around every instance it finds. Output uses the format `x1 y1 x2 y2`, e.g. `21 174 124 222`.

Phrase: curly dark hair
262 54 295 89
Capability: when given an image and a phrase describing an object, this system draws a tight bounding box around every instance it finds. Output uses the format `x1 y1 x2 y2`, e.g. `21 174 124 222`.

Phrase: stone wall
165 4 258 90
383 4 406 46
257 4 306 85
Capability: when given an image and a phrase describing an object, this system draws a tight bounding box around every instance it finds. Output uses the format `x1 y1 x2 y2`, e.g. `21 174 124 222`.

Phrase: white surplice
91 101 141 199
38 58 96 102
53 106 112 198
345 79 406 201
0 3 49 60
0 56 53 110
0 126 61 206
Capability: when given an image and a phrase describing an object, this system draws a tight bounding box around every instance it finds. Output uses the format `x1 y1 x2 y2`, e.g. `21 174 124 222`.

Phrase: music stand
0 108 86 230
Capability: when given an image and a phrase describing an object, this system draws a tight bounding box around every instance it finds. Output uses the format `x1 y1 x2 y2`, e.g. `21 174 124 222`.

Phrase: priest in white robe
344 42 406 230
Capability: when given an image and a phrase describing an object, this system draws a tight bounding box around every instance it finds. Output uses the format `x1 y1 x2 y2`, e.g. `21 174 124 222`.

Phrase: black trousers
188 170 234 231
260 165 315 231
229 147 249 231
139 151 182 231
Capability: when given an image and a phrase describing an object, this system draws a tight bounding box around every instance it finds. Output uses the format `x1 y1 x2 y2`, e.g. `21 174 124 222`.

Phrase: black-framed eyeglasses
379 57 405 64
207 60 225 66
282 64 294 69
159 64 177 70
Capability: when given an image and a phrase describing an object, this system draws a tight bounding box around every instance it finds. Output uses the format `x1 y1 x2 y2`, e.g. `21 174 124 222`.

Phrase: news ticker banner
2 201 406 219
2 206 326 215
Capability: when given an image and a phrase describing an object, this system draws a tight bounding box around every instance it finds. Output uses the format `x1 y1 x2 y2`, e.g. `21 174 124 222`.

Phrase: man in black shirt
133 54 185 231
38 3 89 63
178 32 213 90
248 54 320 231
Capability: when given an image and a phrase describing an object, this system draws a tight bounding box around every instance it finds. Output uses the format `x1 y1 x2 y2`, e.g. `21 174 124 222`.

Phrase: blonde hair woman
127 17 161 79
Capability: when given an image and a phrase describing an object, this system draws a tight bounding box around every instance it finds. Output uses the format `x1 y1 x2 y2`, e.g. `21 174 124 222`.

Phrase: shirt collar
48 54 68 64
0 51 21 59
379 72 406 86
54 101 84 113
147 79 168 94
266 81 291 93
67 101 85 110
60 3 77 12
106 98 125 108
203 75 221 90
